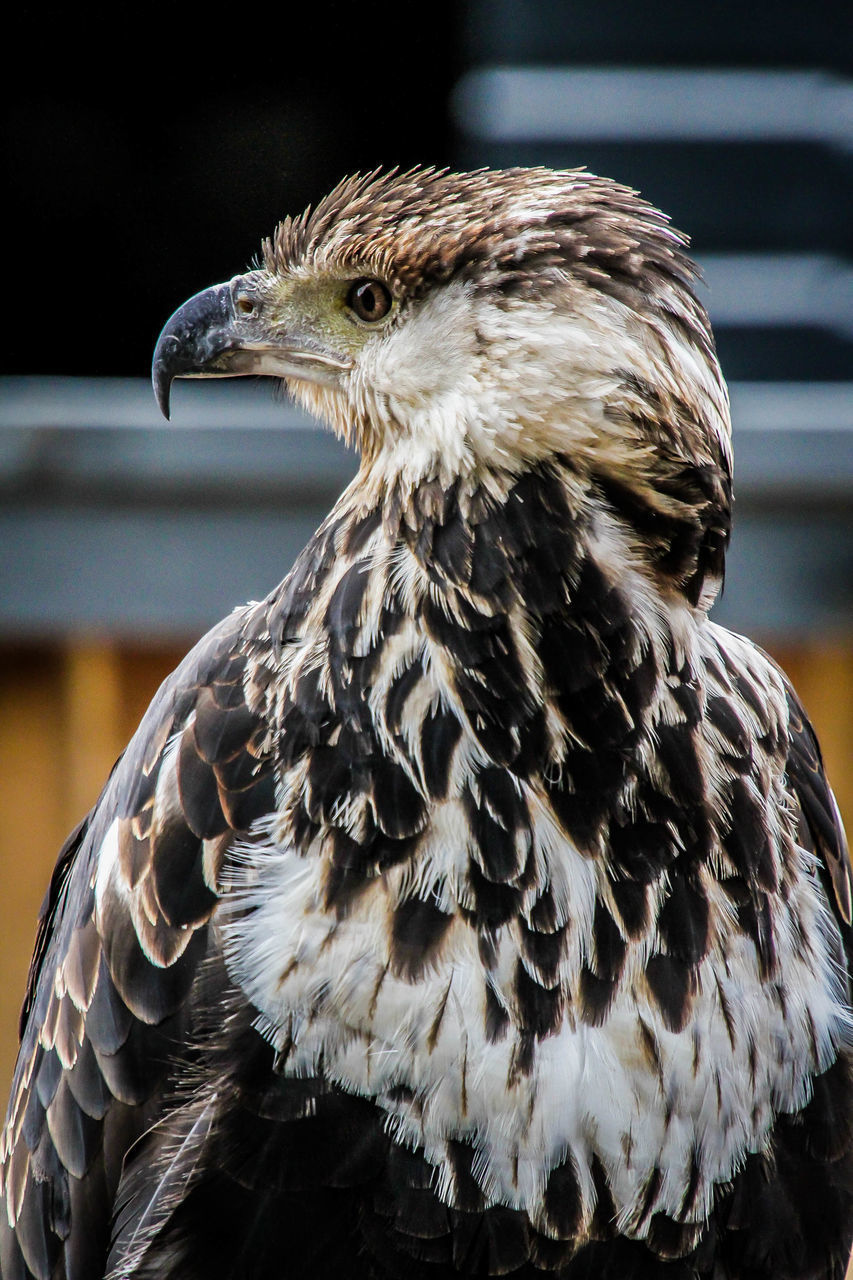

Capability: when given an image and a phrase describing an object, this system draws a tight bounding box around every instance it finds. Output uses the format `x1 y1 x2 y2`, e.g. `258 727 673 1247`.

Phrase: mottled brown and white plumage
2 167 852 1280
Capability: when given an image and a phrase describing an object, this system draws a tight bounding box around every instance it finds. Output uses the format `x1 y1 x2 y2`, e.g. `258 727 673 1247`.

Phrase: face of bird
153 262 535 484
154 263 467 462
152 269 378 410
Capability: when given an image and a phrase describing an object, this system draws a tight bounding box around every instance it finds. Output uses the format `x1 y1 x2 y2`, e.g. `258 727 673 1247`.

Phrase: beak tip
152 360 173 420
152 331 181 420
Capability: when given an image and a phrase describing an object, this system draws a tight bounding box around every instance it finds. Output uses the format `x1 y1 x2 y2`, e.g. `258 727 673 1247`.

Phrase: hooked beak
152 276 352 419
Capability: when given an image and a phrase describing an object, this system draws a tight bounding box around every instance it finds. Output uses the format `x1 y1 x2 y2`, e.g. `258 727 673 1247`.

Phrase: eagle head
153 167 732 607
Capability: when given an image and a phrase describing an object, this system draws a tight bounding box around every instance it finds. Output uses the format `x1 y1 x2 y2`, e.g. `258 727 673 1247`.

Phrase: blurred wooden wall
0 639 186 1101
1 634 852 1103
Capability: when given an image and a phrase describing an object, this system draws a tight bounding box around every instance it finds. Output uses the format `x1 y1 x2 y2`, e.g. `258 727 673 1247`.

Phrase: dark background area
4 1 850 379
1 2 460 377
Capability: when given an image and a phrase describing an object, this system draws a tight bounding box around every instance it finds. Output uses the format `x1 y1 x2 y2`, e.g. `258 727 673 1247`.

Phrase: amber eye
346 278 393 323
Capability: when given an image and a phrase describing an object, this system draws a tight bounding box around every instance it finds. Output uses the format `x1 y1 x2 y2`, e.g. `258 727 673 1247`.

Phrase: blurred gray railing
0 377 850 642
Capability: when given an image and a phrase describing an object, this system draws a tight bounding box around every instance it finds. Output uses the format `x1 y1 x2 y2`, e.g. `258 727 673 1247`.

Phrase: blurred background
1 1 851 1097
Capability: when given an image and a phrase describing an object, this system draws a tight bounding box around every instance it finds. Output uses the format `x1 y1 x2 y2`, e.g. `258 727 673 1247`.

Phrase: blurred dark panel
2 3 458 376
713 328 853 382
461 0 852 69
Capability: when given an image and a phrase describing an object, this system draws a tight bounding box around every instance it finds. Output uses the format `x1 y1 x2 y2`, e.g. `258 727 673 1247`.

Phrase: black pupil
359 284 377 313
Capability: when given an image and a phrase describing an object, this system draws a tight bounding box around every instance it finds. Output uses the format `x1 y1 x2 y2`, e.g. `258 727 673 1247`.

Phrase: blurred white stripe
699 255 853 336
454 67 853 147
729 382 853 432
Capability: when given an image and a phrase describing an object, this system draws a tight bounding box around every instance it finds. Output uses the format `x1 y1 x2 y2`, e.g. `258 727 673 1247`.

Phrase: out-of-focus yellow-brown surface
1 635 851 1109
0 640 186 1103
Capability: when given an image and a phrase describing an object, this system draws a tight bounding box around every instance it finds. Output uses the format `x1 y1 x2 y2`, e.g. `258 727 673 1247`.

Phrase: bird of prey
1 167 852 1280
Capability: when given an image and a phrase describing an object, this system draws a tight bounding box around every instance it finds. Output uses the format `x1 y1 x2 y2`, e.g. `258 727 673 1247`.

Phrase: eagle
1 167 851 1280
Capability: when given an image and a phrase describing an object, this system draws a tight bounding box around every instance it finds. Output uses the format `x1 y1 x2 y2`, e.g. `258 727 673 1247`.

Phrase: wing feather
784 680 852 928
0 604 277 1280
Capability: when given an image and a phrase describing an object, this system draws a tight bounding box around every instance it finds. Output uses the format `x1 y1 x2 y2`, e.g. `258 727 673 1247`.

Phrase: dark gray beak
152 283 239 419
153 275 354 419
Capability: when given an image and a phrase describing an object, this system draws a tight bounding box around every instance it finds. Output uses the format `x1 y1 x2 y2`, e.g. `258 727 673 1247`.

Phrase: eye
346 278 393 324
